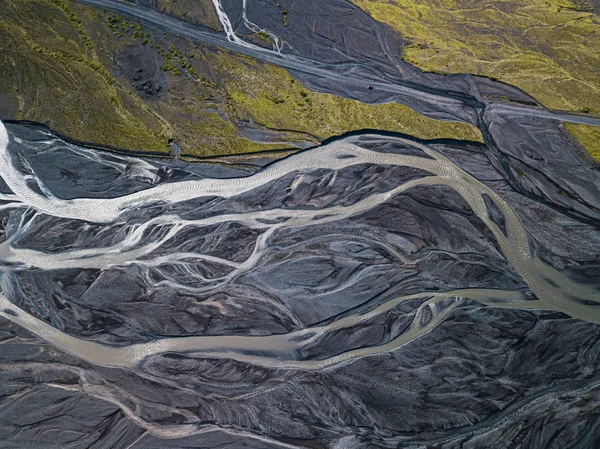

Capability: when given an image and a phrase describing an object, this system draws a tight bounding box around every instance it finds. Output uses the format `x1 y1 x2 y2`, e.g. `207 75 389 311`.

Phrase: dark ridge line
2 120 486 164
2 120 298 163
317 127 486 148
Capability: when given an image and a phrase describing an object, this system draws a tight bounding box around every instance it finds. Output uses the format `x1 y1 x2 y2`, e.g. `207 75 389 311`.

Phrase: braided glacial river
1 0 600 445
0 111 599 447
0 119 598 371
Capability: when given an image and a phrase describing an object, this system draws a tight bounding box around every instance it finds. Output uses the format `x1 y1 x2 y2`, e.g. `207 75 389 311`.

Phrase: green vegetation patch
0 0 169 151
350 0 600 112
564 123 600 162
211 56 483 142
0 0 482 157
253 31 273 46
350 0 600 157
144 0 221 30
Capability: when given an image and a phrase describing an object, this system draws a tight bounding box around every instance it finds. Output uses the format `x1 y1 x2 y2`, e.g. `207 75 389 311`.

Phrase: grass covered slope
209 56 483 143
350 0 600 113
0 0 171 151
0 0 481 156
350 0 600 161
565 123 600 161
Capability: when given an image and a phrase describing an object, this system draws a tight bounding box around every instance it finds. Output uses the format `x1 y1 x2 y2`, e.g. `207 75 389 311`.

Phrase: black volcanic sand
1 1 600 448
1 121 599 448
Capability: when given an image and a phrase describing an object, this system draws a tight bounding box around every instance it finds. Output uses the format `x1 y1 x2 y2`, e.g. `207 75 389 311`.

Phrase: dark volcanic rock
116 44 165 97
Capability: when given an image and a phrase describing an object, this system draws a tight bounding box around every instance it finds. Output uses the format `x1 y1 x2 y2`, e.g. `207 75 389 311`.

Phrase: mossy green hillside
72 5 290 155
564 123 600 162
92 7 480 145
0 0 170 151
1 0 483 157
350 0 600 159
214 58 483 142
350 0 600 112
